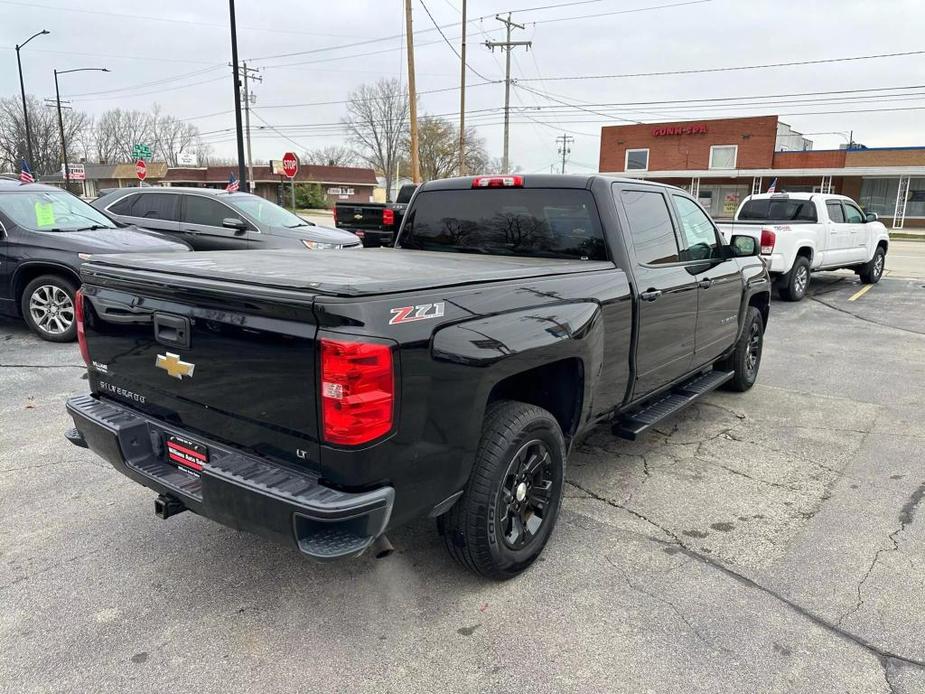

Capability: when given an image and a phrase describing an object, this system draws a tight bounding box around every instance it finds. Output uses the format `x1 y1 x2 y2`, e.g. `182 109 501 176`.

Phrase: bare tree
93 108 152 163
411 114 490 181
343 78 409 200
304 145 358 168
0 95 90 175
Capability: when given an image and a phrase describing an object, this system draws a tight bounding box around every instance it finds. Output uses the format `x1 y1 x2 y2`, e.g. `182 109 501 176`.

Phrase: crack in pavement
809 296 925 337
839 480 925 629
566 479 925 672
605 554 734 656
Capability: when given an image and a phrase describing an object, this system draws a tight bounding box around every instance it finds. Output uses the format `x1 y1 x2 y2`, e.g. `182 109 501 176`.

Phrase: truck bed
84 248 614 297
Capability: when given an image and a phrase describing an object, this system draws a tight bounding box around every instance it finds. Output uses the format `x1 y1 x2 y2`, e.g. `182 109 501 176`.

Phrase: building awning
607 166 925 179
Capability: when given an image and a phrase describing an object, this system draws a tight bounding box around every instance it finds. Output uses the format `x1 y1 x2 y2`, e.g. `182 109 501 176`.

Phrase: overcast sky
3 0 924 173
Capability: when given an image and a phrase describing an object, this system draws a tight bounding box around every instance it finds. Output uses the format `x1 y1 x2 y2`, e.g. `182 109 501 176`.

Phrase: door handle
698 278 714 289
640 289 662 302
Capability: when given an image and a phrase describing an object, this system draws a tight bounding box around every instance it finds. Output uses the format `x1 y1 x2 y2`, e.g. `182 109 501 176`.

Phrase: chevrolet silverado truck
65 175 770 579
716 192 889 301
334 183 416 247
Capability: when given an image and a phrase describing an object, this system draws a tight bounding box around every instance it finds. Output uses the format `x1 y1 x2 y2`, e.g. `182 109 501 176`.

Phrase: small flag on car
767 178 777 193
19 159 35 184
226 173 239 192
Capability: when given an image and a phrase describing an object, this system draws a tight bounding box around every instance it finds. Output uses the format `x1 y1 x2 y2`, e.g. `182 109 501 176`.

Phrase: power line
518 49 925 82
418 0 493 81
61 65 225 98
531 0 711 24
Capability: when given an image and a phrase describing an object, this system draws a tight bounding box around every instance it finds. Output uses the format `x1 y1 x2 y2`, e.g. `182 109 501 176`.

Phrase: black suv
94 187 361 251
0 180 189 342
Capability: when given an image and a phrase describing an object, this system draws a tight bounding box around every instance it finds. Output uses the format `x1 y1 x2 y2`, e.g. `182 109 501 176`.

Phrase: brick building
163 164 378 206
599 115 925 228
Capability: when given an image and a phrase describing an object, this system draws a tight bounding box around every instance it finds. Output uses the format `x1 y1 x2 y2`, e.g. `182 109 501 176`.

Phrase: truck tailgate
80 283 320 468
335 203 383 230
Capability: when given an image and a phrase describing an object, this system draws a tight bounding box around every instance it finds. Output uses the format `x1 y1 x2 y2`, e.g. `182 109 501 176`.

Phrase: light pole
15 29 50 168
54 67 108 192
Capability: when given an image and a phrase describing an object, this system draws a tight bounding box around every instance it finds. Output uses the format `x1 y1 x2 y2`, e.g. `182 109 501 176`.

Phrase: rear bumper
65 394 394 560
336 227 394 247
762 253 787 274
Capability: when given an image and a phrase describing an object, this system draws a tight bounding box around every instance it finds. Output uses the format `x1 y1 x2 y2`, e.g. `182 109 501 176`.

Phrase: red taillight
320 338 394 446
471 175 523 188
760 228 776 255
382 207 395 227
75 288 90 367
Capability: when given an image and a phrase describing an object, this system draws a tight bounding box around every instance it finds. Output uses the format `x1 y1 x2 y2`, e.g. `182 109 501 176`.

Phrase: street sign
177 151 196 166
135 159 147 181
270 159 285 175
132 143 152 160
282 152 299 179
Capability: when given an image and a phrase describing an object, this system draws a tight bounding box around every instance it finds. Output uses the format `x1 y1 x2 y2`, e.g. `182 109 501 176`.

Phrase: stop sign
135 159 147 181
282 152 299 179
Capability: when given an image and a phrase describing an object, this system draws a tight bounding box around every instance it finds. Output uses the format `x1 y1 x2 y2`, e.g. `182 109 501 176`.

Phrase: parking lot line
848 284 874 302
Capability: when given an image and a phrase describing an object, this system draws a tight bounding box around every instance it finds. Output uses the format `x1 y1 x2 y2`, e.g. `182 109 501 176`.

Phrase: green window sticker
35 201 56 227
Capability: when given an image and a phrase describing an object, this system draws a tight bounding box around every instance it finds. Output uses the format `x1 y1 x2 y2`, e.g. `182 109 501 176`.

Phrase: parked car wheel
719 306 764 392
858 246 886 284
20 275 78 342
437 400 566 579
779 256 811 301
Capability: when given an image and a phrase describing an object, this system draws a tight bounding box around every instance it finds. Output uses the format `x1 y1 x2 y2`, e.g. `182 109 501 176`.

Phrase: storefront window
697 184 748 219
859 178 900 217
908 178 925 217
625 149 649 171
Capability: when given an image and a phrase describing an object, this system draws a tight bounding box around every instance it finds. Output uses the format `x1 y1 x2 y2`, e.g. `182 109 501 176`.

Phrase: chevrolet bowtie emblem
155 352 195 380
353 213 363 220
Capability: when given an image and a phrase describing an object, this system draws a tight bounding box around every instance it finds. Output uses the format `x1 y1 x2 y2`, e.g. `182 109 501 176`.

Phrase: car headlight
301 240 342 250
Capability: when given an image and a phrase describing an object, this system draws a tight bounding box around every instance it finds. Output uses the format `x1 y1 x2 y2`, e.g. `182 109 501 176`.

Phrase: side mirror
730 234 759 257
865 212 878 223
222 217 247 231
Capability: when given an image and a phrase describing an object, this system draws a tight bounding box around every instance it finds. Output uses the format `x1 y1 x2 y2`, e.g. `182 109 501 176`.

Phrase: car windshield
0 190 118 232
228 194 308 228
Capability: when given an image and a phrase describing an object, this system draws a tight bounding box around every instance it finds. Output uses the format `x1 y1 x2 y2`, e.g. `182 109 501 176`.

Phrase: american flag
19 159 34 184
226 173 239 193
767 178 778 193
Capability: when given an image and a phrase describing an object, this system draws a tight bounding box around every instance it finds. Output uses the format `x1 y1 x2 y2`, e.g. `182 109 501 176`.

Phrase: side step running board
612 370 733 440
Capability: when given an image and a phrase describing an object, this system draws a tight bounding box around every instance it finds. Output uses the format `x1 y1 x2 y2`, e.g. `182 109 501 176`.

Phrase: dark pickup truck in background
334 183 416 247
65 174 770 579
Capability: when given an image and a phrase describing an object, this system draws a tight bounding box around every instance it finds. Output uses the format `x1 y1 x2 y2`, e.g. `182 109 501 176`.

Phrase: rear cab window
738 197 818 222
398 188 607 261
619 189 679 265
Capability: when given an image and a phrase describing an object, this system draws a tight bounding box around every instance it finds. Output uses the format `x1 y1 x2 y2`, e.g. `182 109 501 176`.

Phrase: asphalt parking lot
2 259 925 693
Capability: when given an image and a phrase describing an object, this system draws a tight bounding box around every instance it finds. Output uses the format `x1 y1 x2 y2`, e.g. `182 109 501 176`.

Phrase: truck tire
437 400 566 579
778 256 810 301
858 246 885 284
720 306 764 392
20 274 78 343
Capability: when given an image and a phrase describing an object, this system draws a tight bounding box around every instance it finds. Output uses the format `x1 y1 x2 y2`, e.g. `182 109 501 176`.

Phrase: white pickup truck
716 193 890 301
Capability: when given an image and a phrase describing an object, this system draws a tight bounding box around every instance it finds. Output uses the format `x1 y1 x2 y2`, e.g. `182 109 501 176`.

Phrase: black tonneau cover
83 248 614 297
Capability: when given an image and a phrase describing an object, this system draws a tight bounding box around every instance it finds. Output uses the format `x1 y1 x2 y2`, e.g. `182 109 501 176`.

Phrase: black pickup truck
65 175 770 579
333 183 416 247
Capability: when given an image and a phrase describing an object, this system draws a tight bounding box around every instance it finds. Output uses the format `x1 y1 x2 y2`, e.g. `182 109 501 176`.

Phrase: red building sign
652 124 708 137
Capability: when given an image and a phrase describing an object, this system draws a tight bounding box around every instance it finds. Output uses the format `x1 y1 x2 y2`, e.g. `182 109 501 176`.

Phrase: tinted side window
184 195 230 227
621 190 679 265
843 202 864 223
739 198 817 222
826 201 845 223
108 194 138 216
131 193 178 221
673 195 720 261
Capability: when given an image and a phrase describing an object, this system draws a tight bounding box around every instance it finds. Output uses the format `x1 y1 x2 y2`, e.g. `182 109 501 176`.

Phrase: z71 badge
389 301 445 325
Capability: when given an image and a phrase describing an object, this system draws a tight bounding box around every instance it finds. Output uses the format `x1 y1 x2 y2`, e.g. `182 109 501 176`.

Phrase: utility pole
404 0 421 185
228 0 247 190
556 134 574 174
16 29 50 169
53 71 68 192
457 0 467 176
240 62 262 193
485 14 531 173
